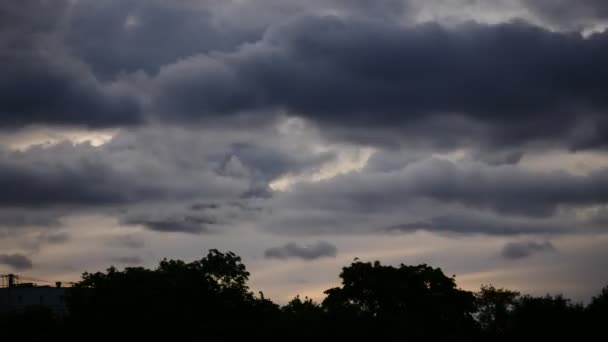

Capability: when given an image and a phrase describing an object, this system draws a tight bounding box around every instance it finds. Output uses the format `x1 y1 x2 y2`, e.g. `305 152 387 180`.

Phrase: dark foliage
322 261 478 339
475 284 520 336
509 294 584 339
1 249 606 340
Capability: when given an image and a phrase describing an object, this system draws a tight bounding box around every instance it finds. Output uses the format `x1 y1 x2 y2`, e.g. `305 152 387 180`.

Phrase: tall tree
475 284 520 336
322 260 478 338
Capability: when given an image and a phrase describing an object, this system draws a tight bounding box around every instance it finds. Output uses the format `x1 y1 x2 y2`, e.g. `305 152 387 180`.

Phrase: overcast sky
2 0 608 303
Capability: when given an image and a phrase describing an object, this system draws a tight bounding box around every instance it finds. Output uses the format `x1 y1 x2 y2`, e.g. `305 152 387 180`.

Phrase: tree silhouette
65 249 265 338
284 295 323 318
281 296 326 337
0 305 60 339
2 249 607 339
509 294 584 339
475 284 520 337
322 260 478 338
586 285 608 337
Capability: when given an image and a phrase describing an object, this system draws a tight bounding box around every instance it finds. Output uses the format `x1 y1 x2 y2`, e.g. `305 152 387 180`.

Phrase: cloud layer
0 254 33 270
3 1 608 151
502 240 556 259
264 241 338 260
1 0 608 302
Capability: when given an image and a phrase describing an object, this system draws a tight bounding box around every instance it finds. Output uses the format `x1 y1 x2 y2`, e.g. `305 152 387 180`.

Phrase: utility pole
7 274 16 288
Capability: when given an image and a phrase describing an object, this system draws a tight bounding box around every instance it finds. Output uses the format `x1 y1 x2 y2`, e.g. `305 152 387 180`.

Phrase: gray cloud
258 154 608 236
16 231 71 253
2 1 608 153
0 0 411 128
0 125 336 210
0 143 144 207
1 0 608 303
107 234 146 249
0 209 62 228
66 1 226 77
0 124 338 237
112 256 143 265
278 157 608 219
501 240 556 259
264 241 337 260
0 1 142 128
0 53 141 129
223 143 335 183
0 1 144 130
4 135 608 238
149 17 608 150
385 212 569 236
65 0 412 78
522 0 608 29
0 253 33 270
37 232 69 245
2 1 608 239
122 215 215 234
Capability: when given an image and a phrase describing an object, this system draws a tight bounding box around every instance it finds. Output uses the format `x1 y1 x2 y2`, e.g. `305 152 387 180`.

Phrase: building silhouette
0 274 67 316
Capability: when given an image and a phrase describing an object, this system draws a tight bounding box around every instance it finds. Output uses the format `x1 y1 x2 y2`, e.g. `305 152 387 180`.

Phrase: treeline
1 249 607 339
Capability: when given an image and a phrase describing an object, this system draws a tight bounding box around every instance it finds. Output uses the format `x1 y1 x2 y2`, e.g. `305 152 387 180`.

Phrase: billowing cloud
264 241 337 260
0 123 339 206
0 1 142 129
2 1 608 153
501 240 556 259
0 124 337 235
2 0 608 304
66 0 413 78
149 17 608 150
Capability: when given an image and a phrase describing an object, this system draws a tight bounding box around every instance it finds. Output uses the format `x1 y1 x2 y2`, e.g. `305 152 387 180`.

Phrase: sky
1 0 608 303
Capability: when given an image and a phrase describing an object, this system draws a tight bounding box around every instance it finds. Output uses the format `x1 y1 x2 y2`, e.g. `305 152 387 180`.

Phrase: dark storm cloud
65 0 256 78
264 241 337 260
0 1 67 35
65 0 411 78
0 0 414 130
501 240 555 259
0 50 142 128
0 1 143 128
3 0 608 241
151 16 608 149
0 253 33 270
3 1 608 150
